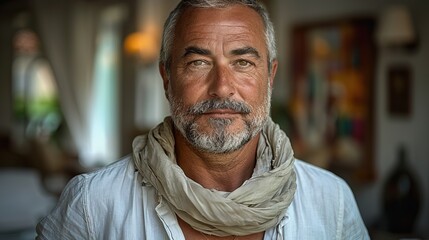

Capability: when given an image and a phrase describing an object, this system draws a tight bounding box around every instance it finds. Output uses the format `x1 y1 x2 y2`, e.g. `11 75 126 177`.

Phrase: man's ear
159 62 170 100
269 59 278 88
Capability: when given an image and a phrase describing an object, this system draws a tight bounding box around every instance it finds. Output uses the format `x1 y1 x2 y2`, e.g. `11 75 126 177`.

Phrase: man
37 0 369 239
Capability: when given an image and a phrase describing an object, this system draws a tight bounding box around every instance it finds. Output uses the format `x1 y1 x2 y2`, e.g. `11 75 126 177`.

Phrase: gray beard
169 91 271 154
183 117 254 154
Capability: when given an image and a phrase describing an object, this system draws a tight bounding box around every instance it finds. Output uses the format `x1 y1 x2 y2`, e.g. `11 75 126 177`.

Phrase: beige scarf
133 117 296 237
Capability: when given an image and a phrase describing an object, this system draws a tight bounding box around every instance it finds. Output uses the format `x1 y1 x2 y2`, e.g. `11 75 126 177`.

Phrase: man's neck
174 129 260 192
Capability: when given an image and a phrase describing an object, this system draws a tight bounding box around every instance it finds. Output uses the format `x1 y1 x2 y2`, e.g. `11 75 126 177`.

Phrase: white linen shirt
36 156 369 239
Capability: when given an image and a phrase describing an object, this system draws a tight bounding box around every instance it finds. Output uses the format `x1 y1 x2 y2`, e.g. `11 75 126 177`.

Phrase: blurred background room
0 0 428 239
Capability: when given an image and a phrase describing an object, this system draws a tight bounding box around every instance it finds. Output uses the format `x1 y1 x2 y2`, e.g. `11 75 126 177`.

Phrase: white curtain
86 5 126 165
33 0 99 166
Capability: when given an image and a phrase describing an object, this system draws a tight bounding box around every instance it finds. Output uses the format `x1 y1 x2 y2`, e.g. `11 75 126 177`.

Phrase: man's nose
208 64 236 98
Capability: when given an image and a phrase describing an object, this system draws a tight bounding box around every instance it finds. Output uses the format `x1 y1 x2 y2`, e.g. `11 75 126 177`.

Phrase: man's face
162 5 277 154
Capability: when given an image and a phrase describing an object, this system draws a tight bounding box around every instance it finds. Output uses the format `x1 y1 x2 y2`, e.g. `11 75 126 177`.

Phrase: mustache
188 99 251 115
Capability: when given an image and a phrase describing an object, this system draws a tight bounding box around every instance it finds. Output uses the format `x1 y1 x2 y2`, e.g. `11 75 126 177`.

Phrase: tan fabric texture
133 117 296 236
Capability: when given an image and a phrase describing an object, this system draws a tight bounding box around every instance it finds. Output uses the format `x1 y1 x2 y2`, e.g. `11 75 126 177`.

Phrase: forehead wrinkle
174 11 267 61
185 24 257 38
182 18 259 39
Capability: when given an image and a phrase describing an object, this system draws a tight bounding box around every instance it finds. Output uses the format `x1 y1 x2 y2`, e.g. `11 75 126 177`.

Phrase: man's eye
235 60 252 68
190 60 206 66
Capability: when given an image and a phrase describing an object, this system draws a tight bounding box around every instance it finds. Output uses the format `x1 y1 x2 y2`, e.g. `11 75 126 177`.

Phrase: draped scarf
133 117 296 236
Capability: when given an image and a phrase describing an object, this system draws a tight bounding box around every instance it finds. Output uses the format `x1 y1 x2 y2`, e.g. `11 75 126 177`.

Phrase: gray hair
159 0 277 75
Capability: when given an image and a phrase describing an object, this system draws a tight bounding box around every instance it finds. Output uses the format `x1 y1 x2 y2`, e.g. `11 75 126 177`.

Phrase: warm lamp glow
124 23 160 62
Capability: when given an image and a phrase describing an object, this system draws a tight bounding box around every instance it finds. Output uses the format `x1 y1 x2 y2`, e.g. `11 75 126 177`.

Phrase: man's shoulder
290 159 352 223
83 155 134 177
79 155 137 187
293 159 348 191
37 156 151 239
63 155 138 198
289 160 369 239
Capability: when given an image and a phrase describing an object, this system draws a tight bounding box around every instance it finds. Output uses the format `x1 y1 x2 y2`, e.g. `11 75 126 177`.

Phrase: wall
0 18 13 136
272 0 429 236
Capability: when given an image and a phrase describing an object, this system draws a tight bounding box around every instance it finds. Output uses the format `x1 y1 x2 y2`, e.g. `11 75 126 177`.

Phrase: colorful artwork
289 18 376 183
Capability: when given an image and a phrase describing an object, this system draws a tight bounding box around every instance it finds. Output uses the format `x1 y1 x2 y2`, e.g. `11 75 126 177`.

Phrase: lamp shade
376 5 415 46
124 22 160 62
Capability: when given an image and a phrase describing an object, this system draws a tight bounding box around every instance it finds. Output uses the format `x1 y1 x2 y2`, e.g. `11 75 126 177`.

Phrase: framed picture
387 65 412 116
288 18 376 184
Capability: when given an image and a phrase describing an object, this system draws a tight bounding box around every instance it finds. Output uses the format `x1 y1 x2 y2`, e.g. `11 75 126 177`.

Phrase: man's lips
202 109 242 117
205 109 238 114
